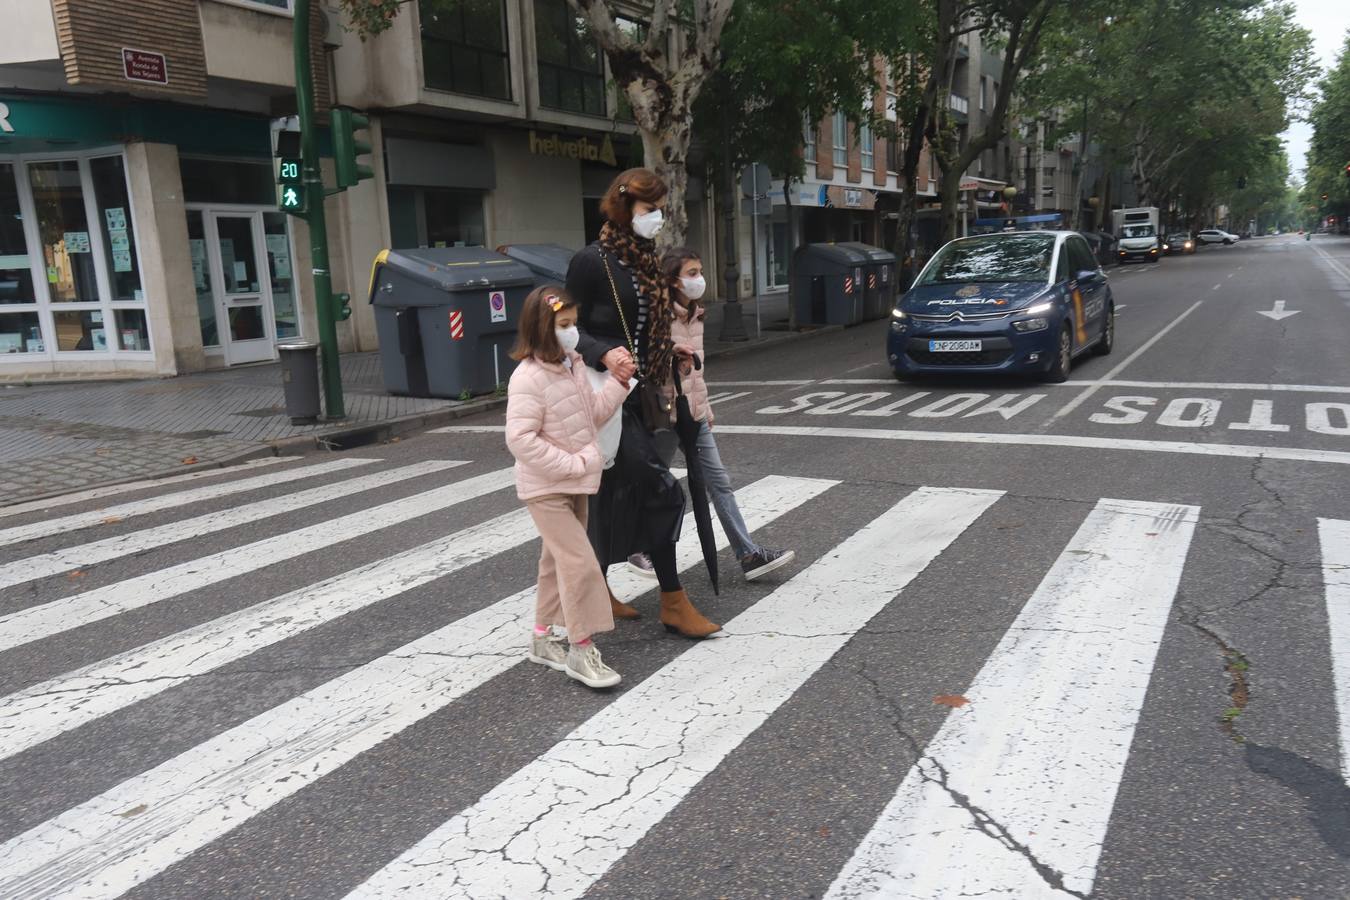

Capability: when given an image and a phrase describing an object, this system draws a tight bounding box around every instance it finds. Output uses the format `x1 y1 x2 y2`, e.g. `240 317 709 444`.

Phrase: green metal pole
293 0 344 419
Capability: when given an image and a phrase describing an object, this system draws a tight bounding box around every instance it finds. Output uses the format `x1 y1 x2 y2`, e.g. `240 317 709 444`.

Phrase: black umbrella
671 355 719 595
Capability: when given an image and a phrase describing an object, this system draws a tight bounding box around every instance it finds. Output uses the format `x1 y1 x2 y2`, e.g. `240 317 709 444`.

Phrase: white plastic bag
586 368 633 469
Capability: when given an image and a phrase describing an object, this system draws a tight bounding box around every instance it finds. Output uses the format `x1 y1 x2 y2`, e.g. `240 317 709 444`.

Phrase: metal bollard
277 341 321 424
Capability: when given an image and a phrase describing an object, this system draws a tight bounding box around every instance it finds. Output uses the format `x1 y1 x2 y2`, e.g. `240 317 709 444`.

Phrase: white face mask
679 275 706 301
632 209 664 240
554 325 580 353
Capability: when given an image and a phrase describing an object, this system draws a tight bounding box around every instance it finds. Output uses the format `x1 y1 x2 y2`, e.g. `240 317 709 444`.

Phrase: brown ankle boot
609 589 640 620
659 589 721 638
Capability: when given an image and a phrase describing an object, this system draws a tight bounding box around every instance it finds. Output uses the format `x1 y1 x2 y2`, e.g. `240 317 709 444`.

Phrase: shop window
180 157 274 206
264 213 299 339
187 211 219 348
421 0 512 101
115 309 151 351
535 0 605 116
832 112 847 166
425 188 486 247
90 156 141 302
29 160 99 304
53 309 106 351
0 311 42 353
0 163 35 306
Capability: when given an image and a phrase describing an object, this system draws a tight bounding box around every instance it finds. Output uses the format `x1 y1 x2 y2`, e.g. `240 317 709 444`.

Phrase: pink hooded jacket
505 350 630 501
664 302 712 425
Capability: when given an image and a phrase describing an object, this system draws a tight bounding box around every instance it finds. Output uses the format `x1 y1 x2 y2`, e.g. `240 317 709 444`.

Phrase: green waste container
368 247 535 398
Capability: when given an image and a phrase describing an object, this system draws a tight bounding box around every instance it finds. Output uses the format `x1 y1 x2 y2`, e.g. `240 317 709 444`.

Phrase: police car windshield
916 234 1057 285
1122 225 1155 238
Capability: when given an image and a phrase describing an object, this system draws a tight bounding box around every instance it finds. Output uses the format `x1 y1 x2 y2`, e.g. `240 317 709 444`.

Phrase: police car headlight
1023 301 1053 315
891 307 908 319
891 308 909 332
1013 317 1050 333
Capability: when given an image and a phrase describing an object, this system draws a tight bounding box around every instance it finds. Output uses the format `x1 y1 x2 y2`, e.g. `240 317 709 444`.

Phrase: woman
565 168 720 639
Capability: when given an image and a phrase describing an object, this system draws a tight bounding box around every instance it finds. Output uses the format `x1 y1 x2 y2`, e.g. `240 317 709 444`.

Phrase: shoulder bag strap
599 252 640 365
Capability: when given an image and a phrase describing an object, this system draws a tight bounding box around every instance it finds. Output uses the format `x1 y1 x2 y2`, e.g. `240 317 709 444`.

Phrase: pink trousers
526 493 614 644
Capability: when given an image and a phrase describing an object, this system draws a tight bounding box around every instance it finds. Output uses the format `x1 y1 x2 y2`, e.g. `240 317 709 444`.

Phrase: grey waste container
277 340 320 424
368 247 535 399
497 243 576 288
792 243 868 326
837 242 897 320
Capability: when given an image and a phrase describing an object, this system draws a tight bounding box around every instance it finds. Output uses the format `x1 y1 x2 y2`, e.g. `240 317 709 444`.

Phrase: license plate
929 340 982 352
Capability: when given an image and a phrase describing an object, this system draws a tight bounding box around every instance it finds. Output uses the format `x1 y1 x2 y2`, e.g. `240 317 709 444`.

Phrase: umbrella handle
670 354 703 397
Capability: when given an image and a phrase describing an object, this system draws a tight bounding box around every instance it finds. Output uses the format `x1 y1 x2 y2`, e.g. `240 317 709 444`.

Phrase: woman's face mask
679 274 706 301
632 209 665 239
555 325 580 353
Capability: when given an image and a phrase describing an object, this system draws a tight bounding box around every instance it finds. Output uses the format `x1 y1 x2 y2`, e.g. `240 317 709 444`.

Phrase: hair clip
546 295 564 311
618 184 627 194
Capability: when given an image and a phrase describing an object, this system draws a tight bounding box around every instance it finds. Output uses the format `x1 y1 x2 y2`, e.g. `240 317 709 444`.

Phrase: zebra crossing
0 452 1346 897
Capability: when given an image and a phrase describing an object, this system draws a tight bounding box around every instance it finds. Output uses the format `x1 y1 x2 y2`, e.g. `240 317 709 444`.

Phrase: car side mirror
1076 270 1100 283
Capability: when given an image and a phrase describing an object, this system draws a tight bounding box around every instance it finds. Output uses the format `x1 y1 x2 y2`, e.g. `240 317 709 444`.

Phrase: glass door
207 211 274 365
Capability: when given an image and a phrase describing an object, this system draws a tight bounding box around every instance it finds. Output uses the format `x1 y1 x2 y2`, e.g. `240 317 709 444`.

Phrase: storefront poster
265 234 288 256
192 258 206 290
63 231 90 253
91 328 108 351
273 256 291 280
233 261 248 283
46 266 57 283
112 249 133 273
109 229 129 252
104 207 127 231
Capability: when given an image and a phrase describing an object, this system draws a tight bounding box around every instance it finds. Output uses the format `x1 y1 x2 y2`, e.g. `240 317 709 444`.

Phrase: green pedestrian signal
332 107 375 189
277 158 302 184
279 185 305 213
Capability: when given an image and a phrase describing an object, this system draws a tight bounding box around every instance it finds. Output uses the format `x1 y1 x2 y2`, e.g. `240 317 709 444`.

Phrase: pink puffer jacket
505 351 630 501
665 303 712 425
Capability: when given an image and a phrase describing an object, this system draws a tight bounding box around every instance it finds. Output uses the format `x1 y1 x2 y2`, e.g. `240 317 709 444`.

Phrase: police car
888 231 1114 382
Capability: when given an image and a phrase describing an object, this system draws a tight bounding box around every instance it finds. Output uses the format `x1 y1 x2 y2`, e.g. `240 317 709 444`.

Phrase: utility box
837 242 896 320
368 247 535 399
792 243 869 327
497 243 575 288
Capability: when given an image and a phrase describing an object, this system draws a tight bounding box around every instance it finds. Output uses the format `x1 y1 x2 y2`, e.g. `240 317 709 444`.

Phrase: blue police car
888 231 1114 382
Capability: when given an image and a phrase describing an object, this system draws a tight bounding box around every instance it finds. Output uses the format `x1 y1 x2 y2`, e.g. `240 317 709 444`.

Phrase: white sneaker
566 643 622 689
527 629 568 671
627 552 659 579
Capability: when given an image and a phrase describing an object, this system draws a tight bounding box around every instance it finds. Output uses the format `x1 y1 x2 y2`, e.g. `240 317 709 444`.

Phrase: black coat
566 240 685 568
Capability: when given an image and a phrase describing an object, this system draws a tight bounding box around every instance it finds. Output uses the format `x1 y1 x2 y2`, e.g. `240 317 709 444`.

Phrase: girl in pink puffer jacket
506 286 631 689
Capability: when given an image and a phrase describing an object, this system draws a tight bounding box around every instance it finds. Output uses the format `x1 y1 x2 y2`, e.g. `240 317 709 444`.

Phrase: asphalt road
0 234 1348 899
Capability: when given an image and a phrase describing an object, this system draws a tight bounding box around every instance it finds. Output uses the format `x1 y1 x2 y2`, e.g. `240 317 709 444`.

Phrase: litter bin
277 340 320 424
792 243 869 326
837 242 897 320
497 243 576 288
368 247 535 399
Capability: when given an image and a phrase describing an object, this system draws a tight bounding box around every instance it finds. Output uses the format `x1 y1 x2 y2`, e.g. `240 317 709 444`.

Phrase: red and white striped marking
868 273 877 289
844 276 854 294
448 309 464 340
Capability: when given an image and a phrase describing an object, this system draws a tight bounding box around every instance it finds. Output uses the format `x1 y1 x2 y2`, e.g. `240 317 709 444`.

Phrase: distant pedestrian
653 246 796 581
565 167 721 638
505 285 632 689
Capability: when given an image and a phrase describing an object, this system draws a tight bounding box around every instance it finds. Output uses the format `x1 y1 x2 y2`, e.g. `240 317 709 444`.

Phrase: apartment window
832 112 847 166
860 122 874 172
535 0 605 116
803 117 816 164
420 0 511 100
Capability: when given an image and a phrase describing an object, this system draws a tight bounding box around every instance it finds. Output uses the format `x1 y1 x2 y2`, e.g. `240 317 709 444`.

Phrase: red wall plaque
121 48 169 85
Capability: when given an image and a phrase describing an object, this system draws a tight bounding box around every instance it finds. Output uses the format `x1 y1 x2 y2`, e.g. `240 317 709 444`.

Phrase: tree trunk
640 123 692 250
938 158 963 242
894 173 919 290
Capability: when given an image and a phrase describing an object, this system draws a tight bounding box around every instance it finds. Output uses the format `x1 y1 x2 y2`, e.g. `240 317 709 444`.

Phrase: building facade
0 0 710 383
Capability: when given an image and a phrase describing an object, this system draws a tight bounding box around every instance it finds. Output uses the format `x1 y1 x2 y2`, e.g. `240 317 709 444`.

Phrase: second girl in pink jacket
506 285 631 689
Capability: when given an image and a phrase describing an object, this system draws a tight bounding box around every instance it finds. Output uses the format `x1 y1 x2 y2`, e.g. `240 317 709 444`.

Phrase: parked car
1196 229 1238 245
888 230 1114 384
1164 233 1196 255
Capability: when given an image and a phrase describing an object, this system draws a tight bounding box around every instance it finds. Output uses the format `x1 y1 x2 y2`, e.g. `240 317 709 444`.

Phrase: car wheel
1042 324 1073 383
1094 304 1115 356
1223 238 1232 245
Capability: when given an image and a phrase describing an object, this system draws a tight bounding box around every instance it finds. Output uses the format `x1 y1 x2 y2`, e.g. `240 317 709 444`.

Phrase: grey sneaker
740 548 796 581
566 643 622 689
527 629 568 671
627 552 658 579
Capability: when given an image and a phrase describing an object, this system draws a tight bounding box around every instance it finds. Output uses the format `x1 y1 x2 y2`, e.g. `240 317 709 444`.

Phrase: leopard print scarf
599 221 675 387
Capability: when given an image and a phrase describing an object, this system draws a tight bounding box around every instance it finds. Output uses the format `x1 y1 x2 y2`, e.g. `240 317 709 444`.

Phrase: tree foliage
1302 32 1350 228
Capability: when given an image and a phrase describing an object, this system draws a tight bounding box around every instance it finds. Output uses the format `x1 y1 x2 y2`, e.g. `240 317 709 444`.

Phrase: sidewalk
0 291 828 506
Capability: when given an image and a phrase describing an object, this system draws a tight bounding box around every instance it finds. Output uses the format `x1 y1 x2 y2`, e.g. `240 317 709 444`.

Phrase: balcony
948 93 969 122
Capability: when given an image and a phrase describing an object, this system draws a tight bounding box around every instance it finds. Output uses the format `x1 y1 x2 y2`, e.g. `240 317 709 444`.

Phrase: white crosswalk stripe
3 450 1348 899
826 498 1199 899
0 475 832 899
0 457 373 547
348 486 1001 899
0 460 467 590
0 467 516 654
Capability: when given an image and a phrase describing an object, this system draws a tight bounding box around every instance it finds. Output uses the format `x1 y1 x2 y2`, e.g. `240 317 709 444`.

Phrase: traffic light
332 107 374 189
271 116 305 215
333 292 352 321
279 185 306 213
